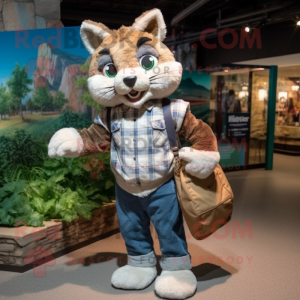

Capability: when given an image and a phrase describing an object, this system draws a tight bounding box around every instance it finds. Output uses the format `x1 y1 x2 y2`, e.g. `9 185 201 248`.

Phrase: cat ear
132 9 167 41
80 20 112 54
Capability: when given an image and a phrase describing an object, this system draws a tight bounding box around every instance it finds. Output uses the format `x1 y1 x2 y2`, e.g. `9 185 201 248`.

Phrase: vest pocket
151 119 167 147
111 122 121 148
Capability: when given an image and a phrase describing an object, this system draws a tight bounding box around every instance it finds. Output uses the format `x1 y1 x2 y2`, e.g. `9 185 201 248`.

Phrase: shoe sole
154 288 197 299
111 275 157 291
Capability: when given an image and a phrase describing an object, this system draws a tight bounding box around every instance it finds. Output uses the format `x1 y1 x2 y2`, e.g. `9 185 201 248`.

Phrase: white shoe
155 270 197 299
111 265 157 290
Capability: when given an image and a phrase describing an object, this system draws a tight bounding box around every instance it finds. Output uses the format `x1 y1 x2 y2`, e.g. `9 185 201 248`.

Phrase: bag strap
162 98 179 158
106 107 112 132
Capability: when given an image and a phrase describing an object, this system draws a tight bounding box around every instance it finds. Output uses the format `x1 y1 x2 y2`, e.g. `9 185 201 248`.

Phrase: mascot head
80 8 182 109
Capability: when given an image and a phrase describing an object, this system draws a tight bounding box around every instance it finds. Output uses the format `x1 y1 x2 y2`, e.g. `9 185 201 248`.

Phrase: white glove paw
179 147 220 179
48 128 82 158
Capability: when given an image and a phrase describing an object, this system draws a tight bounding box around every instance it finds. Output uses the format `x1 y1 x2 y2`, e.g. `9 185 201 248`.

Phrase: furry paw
179 147 220 179
155 270 197 299
111 265 157 290
48 128 82 158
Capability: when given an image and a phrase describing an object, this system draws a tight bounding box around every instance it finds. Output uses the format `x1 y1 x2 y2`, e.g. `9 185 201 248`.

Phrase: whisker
99 86 115 90
97 88 115 98
149 74 160 79
149 70 180 81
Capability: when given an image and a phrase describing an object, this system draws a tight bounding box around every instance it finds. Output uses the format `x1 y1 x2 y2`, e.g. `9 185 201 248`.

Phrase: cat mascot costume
48 8 220 299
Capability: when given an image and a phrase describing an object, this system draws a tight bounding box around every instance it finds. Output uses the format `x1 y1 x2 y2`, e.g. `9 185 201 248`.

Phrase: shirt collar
143 99 158 111
121 99 158 112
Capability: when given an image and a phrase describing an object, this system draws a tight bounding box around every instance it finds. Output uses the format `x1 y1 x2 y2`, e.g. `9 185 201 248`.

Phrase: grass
0 113 60 141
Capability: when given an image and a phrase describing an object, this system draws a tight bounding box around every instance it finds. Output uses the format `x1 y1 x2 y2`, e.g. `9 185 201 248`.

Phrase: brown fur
76 124 110 157
84 20 113 35
178 110 218 152
133 9 161 37
89 27 174 77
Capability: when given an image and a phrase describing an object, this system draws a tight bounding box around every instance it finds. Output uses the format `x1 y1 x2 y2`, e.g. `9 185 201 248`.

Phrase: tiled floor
0 153 299 300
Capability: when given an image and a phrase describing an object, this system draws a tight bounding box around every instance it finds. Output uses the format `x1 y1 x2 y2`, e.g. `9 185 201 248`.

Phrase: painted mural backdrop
0 27 97 140
171 71 210 124
0 27 115 227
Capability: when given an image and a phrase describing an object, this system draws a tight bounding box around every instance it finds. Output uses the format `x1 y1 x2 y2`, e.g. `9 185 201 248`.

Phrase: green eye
140 55 158 70
103 63 117 78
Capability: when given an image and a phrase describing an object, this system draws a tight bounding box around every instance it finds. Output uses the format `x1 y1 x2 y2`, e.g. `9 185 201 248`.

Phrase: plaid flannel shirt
94 99 189 197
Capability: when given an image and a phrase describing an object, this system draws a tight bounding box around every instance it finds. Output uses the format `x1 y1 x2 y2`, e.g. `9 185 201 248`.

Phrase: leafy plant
54 111 92 131
0 119 115 227
42 153 115 203
0 180 44 227
0 153 115 227
0 130 46 186
25 174 100 223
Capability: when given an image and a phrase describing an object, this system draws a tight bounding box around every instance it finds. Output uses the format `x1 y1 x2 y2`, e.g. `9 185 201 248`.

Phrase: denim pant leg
115 183 157 267
145 178 192 271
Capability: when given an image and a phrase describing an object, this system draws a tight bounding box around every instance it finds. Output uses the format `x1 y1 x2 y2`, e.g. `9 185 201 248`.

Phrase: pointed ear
80 20 112 55
132 9 167 41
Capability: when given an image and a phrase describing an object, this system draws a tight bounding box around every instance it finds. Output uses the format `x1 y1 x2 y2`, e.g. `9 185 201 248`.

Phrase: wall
0 0 63 32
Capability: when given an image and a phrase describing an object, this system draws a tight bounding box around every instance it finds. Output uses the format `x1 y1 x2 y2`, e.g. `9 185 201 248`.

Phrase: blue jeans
116 178 192 270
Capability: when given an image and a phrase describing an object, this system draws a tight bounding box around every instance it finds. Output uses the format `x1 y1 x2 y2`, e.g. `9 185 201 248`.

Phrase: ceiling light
245 26 250 32
297 20 300 26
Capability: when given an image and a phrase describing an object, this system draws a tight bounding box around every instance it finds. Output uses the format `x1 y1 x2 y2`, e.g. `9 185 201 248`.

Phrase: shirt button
134 119 136 121
133 157 136 160
133 139 136 142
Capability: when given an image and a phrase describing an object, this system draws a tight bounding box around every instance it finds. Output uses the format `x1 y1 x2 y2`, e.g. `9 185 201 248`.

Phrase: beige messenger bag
162 99 234 240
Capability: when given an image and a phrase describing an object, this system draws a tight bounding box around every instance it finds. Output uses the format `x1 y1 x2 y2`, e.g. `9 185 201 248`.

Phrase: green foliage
75 59 103 111
53 91 68 112
25 98 33 112
75 77 87 89
25 173 100 223
54 111 92 131
31 88 67 113
0 130 46 185
0 154 115 227
0 87 9 118
0 180 44 227
11 110 93 145
0 110 115 227
43 153 115 203
7 91 19 115
6 63 33 120
0 128 114 227
32 87 53 113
